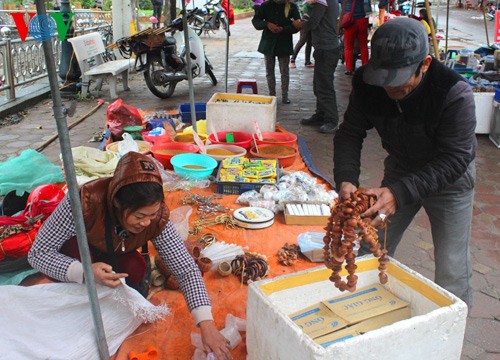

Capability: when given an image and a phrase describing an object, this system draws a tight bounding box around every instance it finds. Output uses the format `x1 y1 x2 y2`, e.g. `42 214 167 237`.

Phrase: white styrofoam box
474 92 495 134
206 93 277 135
247 256 468 360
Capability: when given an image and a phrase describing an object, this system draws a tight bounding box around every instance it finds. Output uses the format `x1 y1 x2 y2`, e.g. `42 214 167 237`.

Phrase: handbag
340 0 357 29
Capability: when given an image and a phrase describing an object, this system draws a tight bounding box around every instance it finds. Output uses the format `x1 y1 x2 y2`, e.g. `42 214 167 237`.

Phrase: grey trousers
313 48 340 126
264 54 290 98
360 161 475 310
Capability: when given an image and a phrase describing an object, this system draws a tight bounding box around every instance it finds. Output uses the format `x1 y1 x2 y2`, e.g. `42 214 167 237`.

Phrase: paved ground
0 10 499 360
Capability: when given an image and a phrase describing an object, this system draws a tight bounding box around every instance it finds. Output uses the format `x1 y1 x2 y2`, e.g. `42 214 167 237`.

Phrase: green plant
231 0 253 9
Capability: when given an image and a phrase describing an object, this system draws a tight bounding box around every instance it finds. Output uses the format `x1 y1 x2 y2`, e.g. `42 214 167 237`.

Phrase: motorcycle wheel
144 56 177 99
205 61 217 86
221 17 229 34
189 17 204 36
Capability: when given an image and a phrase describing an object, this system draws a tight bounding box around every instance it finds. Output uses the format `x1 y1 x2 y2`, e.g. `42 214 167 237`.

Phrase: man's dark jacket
334 58 477 208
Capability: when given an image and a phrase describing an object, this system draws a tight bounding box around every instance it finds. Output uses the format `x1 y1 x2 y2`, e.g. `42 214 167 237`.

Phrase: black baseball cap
363 17 429 87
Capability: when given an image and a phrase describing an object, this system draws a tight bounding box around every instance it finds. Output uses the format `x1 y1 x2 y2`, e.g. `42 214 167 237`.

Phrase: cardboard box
314 307 411 348
314 327 359 348
206 93 277 135
322 284 409 325
247 256 468 360
289 302 348 339
284 202 330 226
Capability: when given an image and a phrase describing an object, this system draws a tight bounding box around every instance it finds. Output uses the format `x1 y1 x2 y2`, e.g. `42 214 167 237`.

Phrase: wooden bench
68 32 132 99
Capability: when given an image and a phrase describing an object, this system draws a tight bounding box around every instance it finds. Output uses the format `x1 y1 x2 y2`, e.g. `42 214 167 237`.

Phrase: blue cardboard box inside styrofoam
247 255 467 360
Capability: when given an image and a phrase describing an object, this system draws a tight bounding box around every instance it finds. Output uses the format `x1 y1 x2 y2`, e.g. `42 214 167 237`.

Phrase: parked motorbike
188 0 229 36
116 9 217 99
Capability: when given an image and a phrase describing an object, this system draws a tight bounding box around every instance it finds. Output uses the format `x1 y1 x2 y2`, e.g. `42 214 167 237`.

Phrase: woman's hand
292 19 302 29
199 320 233 360
91 262 128 288
267 22 283 33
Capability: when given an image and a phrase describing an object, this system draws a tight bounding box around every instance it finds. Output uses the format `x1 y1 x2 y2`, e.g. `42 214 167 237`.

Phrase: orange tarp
113 151 333 359
21 136 333 359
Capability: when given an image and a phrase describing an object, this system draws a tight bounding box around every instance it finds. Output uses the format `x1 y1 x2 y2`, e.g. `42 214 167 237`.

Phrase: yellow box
322 284 409 325
288 302 348 339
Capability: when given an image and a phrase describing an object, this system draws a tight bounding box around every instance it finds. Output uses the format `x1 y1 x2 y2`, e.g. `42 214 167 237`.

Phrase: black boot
301 113 324 126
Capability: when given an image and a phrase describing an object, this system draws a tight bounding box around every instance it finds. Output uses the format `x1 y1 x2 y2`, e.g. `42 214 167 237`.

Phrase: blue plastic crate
178 102 206 123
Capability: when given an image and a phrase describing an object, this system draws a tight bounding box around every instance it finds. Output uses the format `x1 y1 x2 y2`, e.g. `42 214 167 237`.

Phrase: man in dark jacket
252 0 301 104
300 0 341 133
334 18 476 310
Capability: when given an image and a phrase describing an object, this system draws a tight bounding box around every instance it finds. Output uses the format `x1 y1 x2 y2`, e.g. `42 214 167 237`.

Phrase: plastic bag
118 133 139 157
106 98 143 141
297 232 324 262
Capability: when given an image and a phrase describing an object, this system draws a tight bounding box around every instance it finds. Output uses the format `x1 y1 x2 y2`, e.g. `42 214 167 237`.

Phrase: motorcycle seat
165 37 176 46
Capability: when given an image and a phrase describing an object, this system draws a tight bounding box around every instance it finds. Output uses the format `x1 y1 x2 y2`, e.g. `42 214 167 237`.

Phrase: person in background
377 0 388 25
28 152 233 360
221 0 235 26
151 0 163 28
333 18 475 310
410 8 436 35
253 0 265 11
300 0 341 134
252 0 302 104
290 0 315 69
341 0 369 75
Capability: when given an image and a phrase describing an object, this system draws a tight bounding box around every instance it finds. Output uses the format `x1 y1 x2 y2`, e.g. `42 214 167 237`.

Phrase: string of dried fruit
231 253 269 284
323 190 389 292
277 243 301 266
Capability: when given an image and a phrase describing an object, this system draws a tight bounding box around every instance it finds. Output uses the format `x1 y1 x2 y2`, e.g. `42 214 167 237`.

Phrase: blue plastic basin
170 153 218 179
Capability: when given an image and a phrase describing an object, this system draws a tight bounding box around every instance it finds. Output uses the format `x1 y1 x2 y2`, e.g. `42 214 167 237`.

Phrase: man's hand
199 320 233 360
339 182 358 200
91 262 127 288
292 19 302 30
267 22 283 33
361 187 397 227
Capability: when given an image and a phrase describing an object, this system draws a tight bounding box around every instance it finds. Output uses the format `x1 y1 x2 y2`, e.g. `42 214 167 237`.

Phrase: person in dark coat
334 18 476 310
252 0 302 104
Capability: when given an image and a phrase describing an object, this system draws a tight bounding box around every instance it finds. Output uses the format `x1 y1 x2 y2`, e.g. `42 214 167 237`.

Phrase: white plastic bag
0 281 169 359
118 132 139 157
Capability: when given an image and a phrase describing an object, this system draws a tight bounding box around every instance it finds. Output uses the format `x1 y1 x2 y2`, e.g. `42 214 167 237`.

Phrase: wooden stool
237 79 258 94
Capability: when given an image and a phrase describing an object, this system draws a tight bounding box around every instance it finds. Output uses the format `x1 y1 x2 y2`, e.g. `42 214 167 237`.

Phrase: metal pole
1 28 16 100
425 0 439 59
224 0 230 93
181 0 197 133
34 1 110 359
482 2 491 46
445 0 450 58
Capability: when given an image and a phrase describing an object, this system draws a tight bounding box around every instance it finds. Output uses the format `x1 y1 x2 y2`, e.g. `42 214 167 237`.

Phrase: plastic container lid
232 207 275 229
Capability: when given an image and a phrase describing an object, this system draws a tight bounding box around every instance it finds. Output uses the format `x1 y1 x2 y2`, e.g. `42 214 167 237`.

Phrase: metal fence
0 8 113 103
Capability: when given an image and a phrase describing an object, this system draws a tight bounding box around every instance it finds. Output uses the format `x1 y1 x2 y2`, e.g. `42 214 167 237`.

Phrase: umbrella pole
34 1 110 359
445 0 450 59
425 0 439 58
225 0 230 92
482 1 491 46
182 0 198 133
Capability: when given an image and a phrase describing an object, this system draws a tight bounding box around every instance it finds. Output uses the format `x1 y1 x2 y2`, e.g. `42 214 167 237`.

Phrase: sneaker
305 62 315 67
345 70 354 76
290 62 296 69
301 114 324 126
282 96 291 104
319 123 339 134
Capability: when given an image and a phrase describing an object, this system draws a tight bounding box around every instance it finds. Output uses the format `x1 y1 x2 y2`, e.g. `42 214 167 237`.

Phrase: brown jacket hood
80 152 169 254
